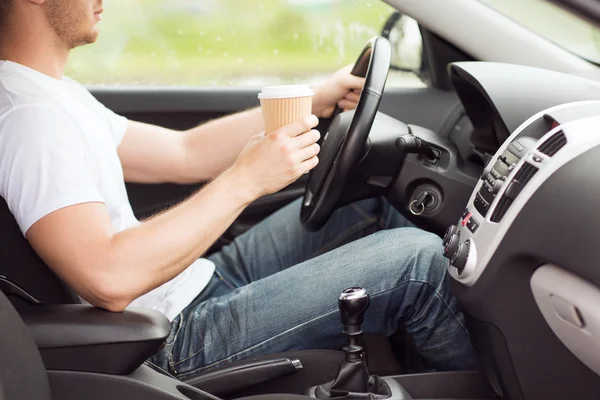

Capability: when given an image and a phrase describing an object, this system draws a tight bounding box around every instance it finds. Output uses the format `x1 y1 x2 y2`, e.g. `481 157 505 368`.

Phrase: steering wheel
300 36 391 232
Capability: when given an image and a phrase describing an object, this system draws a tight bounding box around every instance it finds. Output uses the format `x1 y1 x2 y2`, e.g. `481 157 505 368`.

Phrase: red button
462 212 472 226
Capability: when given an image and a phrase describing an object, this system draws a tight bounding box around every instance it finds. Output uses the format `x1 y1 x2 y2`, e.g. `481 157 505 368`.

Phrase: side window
66 0 425 88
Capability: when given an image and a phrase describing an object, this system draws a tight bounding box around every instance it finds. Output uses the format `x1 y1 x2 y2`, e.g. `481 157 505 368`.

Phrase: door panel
91 86 462 249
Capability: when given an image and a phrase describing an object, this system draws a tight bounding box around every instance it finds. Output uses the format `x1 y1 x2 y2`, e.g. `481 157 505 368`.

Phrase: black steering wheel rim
300 36 391 232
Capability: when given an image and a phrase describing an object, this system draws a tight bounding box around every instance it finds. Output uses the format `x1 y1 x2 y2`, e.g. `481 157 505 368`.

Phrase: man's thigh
164 227 471 379
208 197 413 288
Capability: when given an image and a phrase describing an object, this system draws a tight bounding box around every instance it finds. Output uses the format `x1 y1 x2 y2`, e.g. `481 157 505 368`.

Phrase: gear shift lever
338 287 370 366
311 288 409 399
339 287 370 338
329 287 371 394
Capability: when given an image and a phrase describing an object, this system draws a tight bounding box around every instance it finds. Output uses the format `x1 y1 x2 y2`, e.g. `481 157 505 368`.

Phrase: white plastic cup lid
258 84 314 99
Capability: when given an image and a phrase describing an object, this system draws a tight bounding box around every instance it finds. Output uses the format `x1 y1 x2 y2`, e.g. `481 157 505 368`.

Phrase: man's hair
0 0 11 29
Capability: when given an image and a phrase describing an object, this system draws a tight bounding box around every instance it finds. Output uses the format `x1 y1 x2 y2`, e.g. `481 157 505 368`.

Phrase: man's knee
369 228 447 283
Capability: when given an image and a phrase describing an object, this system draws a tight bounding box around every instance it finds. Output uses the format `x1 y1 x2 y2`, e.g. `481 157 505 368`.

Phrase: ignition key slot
408 184 443 217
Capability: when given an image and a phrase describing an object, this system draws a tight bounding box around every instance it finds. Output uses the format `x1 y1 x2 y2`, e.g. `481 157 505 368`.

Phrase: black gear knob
339 287 370 335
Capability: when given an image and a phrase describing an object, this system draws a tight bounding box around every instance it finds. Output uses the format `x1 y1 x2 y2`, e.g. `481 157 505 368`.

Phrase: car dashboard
443 80 600 399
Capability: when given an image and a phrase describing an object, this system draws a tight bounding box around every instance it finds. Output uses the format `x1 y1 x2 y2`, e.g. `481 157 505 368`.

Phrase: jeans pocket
169 316 206 376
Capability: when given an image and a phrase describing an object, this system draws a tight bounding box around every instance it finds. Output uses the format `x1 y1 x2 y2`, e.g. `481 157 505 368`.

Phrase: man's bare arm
27 169 252 312
27 117 320 312
118 66 364 185
118 108 264 184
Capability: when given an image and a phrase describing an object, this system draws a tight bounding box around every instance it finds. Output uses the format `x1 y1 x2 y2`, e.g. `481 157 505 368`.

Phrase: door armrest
21 304 171 375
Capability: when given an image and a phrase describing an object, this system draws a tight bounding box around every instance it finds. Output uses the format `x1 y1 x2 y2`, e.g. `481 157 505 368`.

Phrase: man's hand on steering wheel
312 65 366 118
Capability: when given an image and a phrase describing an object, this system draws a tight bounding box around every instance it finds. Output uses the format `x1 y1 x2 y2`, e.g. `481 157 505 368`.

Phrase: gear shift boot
309 376 411 399
309 288 412 399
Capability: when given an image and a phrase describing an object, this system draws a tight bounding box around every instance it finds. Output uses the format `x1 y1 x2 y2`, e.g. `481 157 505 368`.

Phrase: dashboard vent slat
538 131 567 157
491 163 539 222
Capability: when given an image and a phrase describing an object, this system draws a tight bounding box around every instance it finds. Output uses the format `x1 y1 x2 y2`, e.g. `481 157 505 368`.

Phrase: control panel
443 101 600 287
473 137 536 218
443 138 535 273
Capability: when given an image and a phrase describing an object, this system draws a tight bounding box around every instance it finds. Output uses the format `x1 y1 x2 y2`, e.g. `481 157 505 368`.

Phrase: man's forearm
103 168 254 310
177 108 263 183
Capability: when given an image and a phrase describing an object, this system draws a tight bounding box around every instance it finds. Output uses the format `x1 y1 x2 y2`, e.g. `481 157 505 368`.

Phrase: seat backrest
0 289 52 400
0 197 79 306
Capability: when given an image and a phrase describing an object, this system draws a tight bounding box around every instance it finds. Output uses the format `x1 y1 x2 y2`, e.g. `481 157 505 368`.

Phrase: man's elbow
86 276 134 313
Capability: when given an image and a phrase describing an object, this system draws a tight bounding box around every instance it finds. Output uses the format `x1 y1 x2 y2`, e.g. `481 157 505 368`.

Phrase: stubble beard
46 0 98 50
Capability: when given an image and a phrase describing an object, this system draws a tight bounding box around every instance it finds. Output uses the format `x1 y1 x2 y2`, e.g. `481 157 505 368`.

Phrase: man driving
0 0 476 378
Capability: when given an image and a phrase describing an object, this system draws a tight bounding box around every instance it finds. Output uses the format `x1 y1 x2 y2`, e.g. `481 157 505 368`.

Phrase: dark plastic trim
22 304 170 374
186 358 301 398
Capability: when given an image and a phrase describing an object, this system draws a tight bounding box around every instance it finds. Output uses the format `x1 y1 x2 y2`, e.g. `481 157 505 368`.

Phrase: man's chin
69 31 99 49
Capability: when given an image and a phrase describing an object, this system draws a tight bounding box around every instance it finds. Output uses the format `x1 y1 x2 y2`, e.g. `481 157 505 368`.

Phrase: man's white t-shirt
0 60 215 321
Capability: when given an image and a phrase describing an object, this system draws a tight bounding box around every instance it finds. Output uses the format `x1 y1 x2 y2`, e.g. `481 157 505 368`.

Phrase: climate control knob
443 234 460 260
443 225 457 246
452 240 471 272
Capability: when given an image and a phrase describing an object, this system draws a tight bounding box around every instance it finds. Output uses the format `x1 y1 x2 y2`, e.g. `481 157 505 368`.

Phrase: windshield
480 0 600 64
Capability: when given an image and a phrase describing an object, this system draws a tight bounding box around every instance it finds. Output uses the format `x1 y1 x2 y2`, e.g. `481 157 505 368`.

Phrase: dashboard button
474 193 489 216
467 216 480 233
492 179 504 194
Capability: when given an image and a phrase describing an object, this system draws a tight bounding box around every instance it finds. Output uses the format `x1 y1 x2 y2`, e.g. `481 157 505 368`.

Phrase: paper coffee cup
258 85 314 135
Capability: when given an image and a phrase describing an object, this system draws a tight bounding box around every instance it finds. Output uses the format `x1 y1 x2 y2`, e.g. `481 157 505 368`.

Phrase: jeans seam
166 312 187 373
433 273 470 334
175 277 458 379
214 267 236 290
172 343 206 368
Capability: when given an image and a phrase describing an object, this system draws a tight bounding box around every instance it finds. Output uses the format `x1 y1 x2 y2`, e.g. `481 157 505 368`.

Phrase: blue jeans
148 198 477 379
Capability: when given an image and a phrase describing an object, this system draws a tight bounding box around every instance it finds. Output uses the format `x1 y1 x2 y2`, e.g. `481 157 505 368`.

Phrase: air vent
491 163 539 222
538 131 567 157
